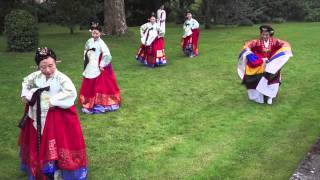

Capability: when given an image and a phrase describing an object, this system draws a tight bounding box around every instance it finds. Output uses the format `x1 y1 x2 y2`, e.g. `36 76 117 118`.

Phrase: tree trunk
104 0 128 36
69 26 74 34
32 0 38 22
203 0 211 29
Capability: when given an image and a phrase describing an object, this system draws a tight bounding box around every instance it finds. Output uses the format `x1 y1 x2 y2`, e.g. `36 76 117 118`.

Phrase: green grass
0 22 320 179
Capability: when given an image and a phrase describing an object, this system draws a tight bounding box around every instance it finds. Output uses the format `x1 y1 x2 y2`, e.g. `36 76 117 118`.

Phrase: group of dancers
17 5 292 180
136 6 200 67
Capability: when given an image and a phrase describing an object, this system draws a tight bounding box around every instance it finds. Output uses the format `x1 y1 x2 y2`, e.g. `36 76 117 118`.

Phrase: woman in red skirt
181 11 200 58
135 13 167 67
19 47 87 179
79 22 121 114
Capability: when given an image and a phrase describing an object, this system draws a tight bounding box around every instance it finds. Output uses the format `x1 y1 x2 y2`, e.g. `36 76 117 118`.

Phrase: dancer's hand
21 96 28 104
262 58 268 63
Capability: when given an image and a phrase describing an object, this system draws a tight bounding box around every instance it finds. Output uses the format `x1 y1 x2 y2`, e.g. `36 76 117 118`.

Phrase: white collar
263 39 269 48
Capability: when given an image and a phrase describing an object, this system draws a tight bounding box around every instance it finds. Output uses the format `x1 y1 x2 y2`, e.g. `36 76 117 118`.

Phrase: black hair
35 47 57 65
259 25 275 36
150 12 156 18
90 22 102 32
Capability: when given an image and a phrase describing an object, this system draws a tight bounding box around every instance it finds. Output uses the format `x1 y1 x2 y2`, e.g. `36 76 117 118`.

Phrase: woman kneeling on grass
79 22 121 114
19 47 87 179
237 25 293 104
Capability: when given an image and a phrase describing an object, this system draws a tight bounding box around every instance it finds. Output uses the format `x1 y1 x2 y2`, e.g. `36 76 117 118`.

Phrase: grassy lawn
0 22 319 179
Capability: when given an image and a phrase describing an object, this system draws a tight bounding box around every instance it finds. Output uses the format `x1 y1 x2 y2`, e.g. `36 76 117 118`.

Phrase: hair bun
35 47 57 65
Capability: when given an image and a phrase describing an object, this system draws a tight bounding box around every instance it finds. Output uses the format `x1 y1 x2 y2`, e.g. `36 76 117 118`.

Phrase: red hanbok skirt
136 37 167 67
19 106 87 179
181 28 200 56
79 63 121 110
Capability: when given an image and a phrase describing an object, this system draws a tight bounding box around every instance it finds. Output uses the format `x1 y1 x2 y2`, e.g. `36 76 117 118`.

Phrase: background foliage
0 22 319 179
4 9 38 52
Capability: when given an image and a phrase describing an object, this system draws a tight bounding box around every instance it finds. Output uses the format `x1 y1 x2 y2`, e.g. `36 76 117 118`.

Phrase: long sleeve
160 11 166 21
156 24 164 37
183 21 192 38
191 19 199 29
273 38 290 51
21 72 40 100
242 40 264 67
49 73 77 109
84 39 91 60
183 21 188 31
99 40 112 68
84 39 90 50
140 23 148 38
243 40 258 50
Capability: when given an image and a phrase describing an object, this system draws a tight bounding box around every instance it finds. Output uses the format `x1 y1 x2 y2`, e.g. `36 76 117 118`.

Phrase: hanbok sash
83 48 101 79
141 27 158 46
27 86 50 152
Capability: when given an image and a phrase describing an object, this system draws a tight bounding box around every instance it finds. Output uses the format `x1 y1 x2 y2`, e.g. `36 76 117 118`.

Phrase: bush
304 8 320 22
272 17 286 24
4 9 38 52
238 18 253 26
255 14 271 23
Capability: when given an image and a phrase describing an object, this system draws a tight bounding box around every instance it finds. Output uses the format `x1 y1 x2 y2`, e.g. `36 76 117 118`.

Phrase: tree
54 0 97 34
0 0 17 34
203 0 211 29
104 0 127 36
168 0 195 24
5 9 38 51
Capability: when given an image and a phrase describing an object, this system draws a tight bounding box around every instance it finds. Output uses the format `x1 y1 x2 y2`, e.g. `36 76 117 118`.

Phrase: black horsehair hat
259 24 274 36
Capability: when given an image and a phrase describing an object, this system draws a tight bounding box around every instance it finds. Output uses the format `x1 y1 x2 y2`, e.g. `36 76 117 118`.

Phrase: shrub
238 18 253 26
4 9 38 52
272 17 286 24
255 14 271 23
304 8 320 22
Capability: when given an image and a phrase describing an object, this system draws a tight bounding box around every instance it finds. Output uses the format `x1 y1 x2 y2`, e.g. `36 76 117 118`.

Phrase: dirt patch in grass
290 138 320 180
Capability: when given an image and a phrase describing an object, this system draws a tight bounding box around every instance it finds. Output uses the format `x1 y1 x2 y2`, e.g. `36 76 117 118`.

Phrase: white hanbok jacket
183 18 199 38
21 70 77 133
140 22 163 46
157 9 166 35
83 37 112 79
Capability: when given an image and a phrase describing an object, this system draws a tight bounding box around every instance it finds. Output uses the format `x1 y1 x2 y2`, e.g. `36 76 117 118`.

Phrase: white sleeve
99 40 112 68
140 23 148 37
183 21 192 38
183 21 189 31
192 19 199 29
21 72 38 100
157 24 164 36
49 74 77 109
161 11 166 21
84 39 90 50
157 10 161 20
